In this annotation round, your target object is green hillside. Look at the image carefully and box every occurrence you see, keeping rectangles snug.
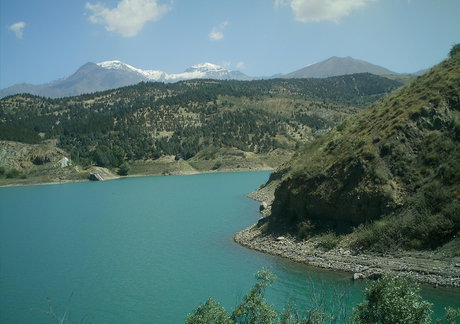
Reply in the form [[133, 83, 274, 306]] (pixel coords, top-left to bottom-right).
[[0, 74, 400, 178], [264, 45, 460, 253]]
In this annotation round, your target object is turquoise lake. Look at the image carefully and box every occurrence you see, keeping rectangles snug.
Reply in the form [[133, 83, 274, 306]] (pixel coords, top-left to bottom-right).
[[1, 171, 459, 323]]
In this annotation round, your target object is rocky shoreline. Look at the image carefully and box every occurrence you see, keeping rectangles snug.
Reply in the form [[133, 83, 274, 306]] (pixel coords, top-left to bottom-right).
[[238, 185, 460, 288], [234, 224, 460, 288]]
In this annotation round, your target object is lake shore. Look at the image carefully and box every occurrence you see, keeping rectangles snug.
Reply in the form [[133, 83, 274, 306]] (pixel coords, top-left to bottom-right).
[[0, 144, 285, 188], [234, 225, 460, 288], [237, 185, 460, 288], [0, 166, 272, 188]]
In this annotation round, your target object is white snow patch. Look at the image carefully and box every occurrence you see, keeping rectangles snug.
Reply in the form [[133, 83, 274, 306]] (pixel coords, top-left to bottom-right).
[[97, 60, 240, 82]]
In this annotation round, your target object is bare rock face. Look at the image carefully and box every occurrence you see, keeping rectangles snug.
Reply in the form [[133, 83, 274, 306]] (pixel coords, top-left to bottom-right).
[[0, 140, 67, 170], [270, 157, 396, 232]]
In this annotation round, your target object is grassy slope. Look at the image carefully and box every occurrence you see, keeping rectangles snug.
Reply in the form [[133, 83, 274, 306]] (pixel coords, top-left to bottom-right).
[[266, 50, 460, 253], [0, 140, 119, 186]]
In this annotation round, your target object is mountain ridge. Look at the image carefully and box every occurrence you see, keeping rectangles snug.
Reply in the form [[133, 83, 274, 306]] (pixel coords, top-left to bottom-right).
[[1, 56, 424, 99], [283, 56, 396, 78], [0, 61, 251, 98]]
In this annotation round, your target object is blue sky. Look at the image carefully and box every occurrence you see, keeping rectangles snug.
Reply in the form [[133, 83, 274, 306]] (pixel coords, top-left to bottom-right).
[[1, 0, 459, 88]]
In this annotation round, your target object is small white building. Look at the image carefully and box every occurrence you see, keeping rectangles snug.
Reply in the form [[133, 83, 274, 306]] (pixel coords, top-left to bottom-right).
[[58, 157, 72, 168]]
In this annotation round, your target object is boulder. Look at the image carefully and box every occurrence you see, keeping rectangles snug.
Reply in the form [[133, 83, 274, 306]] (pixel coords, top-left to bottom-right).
[[353, 272, 365, 280], [259, 201, 269, 211]]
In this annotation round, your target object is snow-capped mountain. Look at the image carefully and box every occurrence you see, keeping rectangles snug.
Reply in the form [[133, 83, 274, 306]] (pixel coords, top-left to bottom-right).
[[97, 60, 166, 80], [0, 60, 250, 98], [97, 60, 250, 82], [1, 57, 414, 99]]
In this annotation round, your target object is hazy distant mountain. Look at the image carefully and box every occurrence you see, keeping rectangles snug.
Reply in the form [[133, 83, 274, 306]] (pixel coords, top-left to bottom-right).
[[283, 56, 396, 78], [0, 57, 426, 98], [412, 68, 430, 76], [0, 63, 146, 99], [0, 61, 251, 98]]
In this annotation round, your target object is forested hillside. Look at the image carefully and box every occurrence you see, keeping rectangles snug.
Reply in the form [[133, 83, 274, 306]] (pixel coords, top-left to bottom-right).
[[0, 74, 400, 171]]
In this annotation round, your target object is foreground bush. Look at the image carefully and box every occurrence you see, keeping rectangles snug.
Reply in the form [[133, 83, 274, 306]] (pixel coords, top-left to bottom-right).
[[352, 275, 432, 324], [187, 271, 459, 324]]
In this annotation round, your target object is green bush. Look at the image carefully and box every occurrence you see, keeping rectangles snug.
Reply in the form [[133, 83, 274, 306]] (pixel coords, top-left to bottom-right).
[[6, 169, 21, 178], [187, 270, 460, 324], [186, 299, 233, 324], [232, 269, 278, 324], [316, 232, 340, 251], [442, 199, 460, 227], [423, 181, 451, 213], [351, 205, 457, 252], [351, 220, 403, 252], [352, 275, 432, 324], [408, 213, 454, 249], [438, 164, 459, 186], [297, 220, 315, 240], [449, 43, 460, 58], [372, 166, 387, 185], [212, 161, 222, 170], [187, 270, 277, 324], [118, 162, 130, 176]]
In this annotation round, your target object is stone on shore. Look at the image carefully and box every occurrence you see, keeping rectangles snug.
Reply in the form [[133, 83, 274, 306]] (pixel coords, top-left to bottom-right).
[[234, 225, 460, 288], [259, 201, 269, 211]]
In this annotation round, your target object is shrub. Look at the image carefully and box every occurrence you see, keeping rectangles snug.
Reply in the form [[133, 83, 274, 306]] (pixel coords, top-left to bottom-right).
[[31, 156, 50, 165], [372, 167, 387, 185], [212, 161, 222, 170], [186, 299, 233, 324], [316, 232, 340, 251], [352, 275, 432, 324], [436, 307, 460, 324], [423, 181, 451, 213], [297, 220, 315, 240], [408, 213, 454, 249], [188, 270, 459, 324], [442, 199, 460, 227], [232, 269, 278, 324], [118, 162, 130, 176], [449, 43, 460, 58], [6, 169, 21, 178]]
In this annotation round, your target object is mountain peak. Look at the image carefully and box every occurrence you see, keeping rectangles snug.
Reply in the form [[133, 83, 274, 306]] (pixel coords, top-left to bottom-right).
[[97, 60, 127, 68], [97, 60, 142, 73], [284, 56, 395, 79], [0, 60, 250, 98], [188, 62, 225, 72]]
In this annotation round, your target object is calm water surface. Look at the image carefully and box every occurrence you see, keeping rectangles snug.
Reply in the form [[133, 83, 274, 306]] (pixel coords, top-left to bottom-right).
[[1, 171, 459, 323]]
